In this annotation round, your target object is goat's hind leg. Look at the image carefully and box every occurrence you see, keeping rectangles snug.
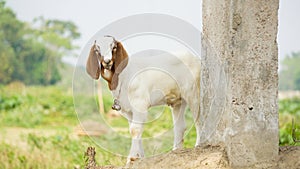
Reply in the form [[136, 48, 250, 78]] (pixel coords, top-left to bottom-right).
[[191, 101, 201, 147], [171, 100, 187, 150], [187, 95, 201, 147]]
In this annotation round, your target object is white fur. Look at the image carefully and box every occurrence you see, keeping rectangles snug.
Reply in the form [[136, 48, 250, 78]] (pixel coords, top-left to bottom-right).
[[111, 51, 201, 164], [99, 36, 115, 61]]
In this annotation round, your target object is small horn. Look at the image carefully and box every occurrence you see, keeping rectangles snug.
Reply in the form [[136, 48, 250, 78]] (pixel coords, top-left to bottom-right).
[[104, 35, 116, 42]]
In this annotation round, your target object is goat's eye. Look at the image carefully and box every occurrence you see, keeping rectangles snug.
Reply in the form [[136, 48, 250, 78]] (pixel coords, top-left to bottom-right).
[[112, 47, 117, 52]]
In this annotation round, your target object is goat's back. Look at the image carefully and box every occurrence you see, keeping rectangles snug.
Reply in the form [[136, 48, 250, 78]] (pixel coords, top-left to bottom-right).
[[116, 51, 200, 108]]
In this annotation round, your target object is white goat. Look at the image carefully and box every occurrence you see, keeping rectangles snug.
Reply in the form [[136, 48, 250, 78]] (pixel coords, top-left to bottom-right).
[[86, 36, 201, 165]]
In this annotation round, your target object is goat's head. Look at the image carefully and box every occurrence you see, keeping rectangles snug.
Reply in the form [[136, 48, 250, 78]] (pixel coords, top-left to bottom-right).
[[99, 35, 117, 70], [86, 36, 128, 84]]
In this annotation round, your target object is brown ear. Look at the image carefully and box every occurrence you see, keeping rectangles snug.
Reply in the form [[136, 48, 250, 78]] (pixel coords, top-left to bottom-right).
[[113, 42, 128, 74], [86, 44, 101, 79]]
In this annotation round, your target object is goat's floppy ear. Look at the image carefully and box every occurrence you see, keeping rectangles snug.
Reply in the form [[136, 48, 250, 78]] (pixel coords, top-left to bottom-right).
[[114, 41, 128, 74], [86, 43, 101, 79]]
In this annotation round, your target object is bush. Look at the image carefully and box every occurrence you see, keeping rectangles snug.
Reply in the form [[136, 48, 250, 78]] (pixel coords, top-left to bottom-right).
[[279, 97, 300, 146], [0, 85, 77, 128]]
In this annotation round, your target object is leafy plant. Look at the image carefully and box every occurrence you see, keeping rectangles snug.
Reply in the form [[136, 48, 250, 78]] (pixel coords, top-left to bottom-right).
[[0, 85, 77, 128], [0, 95, 22, 110], [279, 97, 300, 145]]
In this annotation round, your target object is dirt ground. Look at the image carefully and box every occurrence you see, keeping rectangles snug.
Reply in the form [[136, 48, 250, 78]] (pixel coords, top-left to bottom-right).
[[93, 145, 300, 169]]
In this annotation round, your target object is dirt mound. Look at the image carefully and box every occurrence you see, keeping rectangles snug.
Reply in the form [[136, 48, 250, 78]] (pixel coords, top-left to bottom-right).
[[132, 145, 229, 169], [89, 146, 300, 169], [278, 146, 300, 169]]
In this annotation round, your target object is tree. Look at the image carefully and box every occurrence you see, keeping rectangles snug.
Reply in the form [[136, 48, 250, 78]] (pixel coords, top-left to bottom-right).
[[0, 0, 80, 85], [0, 32, 15, 84], [0, 0, 21, 84], [30, 17, 80, 84], [279, 52, 300, 90]]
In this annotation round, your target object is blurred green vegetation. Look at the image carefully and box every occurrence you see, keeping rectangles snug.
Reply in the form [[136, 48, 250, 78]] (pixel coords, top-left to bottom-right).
[[279, 51, 300, 90], [279, 97, 300, 145], [0, 83, 76, 128], [0, 84, 124, 168], [0, 0, 80, 85], [0, 83, 299, 168]]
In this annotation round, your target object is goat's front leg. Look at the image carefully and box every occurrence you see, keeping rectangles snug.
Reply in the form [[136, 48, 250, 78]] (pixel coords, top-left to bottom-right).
[[172, 100, 187, 150], [126, 106, 148, 165]]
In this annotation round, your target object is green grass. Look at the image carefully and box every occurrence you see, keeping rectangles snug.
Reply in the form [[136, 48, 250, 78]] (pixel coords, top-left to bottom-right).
[[0, 83, 124, 168], [279, 97, 300, 146], [0, 83, 299, 168], [0, 133, 123, 169], [0, 85, 76, 128]]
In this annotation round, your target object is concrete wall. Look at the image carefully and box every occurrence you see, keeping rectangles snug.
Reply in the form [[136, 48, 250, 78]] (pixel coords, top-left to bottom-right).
[[201, 0, 279, 167]]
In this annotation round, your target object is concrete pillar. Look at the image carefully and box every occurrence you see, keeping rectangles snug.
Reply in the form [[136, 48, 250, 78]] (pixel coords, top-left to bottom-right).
[[201, 0, 279, 167]]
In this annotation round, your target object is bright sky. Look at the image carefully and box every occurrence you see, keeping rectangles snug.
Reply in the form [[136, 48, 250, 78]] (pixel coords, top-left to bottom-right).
[[5, 0, 300, 61]]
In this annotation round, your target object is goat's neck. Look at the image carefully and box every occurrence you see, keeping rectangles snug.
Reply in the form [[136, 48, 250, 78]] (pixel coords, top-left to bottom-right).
[[101, 58, 128, 91]]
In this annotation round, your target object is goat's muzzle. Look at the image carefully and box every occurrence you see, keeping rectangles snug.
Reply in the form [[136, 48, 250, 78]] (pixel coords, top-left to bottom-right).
[[102, 59, 113, 70]]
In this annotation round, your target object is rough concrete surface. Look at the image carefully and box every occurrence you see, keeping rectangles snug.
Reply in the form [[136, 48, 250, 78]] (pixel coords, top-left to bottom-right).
[[201, 0, 279, 167]]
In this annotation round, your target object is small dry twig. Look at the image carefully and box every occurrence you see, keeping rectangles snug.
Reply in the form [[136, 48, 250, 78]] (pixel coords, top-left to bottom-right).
[[85, 147, 97, 169]]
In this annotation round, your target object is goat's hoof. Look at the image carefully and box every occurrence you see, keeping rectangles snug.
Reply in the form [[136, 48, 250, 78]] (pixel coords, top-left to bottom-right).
[[125, 157, 140, 168], [128, 156, 140, 162]]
